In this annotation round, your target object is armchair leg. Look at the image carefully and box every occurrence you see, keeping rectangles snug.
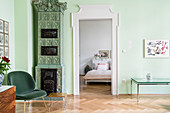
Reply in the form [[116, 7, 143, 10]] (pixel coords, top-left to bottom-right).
[[42, 97, 48, 112], [24, 100, 26, 113]]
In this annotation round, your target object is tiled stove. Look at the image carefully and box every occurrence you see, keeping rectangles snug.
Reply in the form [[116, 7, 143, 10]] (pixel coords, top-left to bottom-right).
[[33, 0, 67, 94]]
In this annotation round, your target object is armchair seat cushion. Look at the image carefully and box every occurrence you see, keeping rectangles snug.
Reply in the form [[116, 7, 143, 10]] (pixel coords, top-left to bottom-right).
[[16, 89, 47, 100]]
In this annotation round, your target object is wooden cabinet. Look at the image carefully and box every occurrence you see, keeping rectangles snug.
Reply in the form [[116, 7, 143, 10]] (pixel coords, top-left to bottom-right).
[[0, 86, 16, 113]]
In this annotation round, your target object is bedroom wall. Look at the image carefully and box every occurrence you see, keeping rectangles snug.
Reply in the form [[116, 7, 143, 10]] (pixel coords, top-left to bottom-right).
[[13, 0, 170, 94], [0, 0, 15, 84], [79, 20, 112, 75]]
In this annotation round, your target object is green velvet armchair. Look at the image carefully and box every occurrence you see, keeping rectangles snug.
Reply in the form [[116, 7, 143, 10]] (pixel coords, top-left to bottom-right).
[[7, 71, 47, 113]]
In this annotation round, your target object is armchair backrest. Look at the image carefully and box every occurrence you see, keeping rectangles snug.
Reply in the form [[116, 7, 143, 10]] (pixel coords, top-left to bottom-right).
[[8, 71, 35, 94]]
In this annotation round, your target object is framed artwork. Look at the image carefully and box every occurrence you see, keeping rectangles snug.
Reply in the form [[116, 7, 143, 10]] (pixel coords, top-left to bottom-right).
[[4, 22, 9, 34], [145, 40, 169, 58], [0, 20, 3, 33], [0, 19, 9, 58], [5, 47, 9, 57], [5, 35, 8, 46], [0, 33, 3, 45], [99, 50, 110, 58], [0, 47, 3, 57]]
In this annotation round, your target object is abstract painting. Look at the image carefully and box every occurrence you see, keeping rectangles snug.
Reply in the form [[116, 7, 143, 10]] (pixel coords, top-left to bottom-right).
[[145, 40, 169, 58]]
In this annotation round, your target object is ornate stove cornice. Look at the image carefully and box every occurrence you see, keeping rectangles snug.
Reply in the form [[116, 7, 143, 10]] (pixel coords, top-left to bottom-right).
[[33, 0, 67, 12]]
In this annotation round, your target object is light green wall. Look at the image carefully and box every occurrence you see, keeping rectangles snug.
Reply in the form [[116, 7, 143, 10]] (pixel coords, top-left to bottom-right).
[[14, 0, 170, 94], [14, 0, 28, 71], [0, 0, 15, 84]]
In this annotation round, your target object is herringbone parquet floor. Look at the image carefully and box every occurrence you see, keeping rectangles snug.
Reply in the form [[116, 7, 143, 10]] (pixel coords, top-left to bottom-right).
[[16, 79, 170, 113]]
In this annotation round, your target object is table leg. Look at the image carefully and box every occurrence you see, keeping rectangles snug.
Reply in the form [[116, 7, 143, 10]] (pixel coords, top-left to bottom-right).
[[52, 97, 54, 107], [49, 97, 50, 112], [49, 97, 53, 112], [131, 79, 132, 96], [49, 97, 51, 106], [137, 84, 139, 102], [64, 96, 67, 108]]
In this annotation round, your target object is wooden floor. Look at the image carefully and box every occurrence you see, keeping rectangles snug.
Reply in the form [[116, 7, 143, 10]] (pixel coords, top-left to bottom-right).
[[16, 79, 170, 113]]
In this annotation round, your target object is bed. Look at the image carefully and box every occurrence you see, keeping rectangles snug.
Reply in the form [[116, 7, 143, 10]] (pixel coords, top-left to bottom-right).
[[83, 70, 111, 84], [83, 58, 111, 84]]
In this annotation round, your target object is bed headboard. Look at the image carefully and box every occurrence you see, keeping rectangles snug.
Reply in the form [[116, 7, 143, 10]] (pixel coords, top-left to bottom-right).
[[92, 58, 111, 70]]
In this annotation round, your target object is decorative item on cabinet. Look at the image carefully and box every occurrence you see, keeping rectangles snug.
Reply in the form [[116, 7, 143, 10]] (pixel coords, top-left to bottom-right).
[[0, 56, 11, 86]]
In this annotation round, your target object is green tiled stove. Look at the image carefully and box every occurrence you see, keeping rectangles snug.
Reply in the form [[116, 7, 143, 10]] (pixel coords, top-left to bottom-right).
[[33, 0, 67, 94]]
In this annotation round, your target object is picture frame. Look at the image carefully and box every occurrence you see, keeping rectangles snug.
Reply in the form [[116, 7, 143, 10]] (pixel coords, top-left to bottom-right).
[[0, 47, 3, 57], [5, 47, 9, 57], [0, 19, 9, 57], [4, 21, 9, 34], [0, 20, 3, 33], [145, 40, 169, 58], [5, 35, 8, 46], [99, 50, 110, 59], [0, 33, 3, 45]]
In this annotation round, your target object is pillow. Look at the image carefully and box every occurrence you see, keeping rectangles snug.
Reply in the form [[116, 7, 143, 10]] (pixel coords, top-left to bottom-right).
[[97, 65, 107, 70], [98, 63, 109, 70], [97, 63, 109, 70]]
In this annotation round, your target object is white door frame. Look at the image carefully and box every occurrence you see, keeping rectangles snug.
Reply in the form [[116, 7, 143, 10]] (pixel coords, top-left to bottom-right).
[[72, 5, 119, 95]]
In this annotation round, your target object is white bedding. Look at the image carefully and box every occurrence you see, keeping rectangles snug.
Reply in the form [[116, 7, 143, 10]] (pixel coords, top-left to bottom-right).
[[83, 70, 111, 80]]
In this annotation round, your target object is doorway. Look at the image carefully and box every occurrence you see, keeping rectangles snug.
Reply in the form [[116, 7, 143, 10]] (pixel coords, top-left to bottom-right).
[[79, 19, 112, 93], [72, 5, 119, 95]]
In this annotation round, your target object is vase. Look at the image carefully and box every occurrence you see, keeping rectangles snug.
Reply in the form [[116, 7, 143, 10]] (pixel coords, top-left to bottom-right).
[[0, 73, 4, 87], [146, 73, 152, 80]]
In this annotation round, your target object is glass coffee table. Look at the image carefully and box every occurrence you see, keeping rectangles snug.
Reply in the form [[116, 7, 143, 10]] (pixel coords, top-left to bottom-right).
[[48, 93, 67, 108], [131, 78, 170, 102]]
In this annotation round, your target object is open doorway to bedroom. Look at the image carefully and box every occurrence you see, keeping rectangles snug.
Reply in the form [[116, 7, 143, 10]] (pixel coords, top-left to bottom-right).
[[79, 19, 112, 95], [72, 5, 118, 95]]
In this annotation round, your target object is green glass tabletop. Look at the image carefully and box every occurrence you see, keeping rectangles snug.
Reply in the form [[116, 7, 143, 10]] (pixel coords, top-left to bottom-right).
[[131, 78, 170, 84]]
